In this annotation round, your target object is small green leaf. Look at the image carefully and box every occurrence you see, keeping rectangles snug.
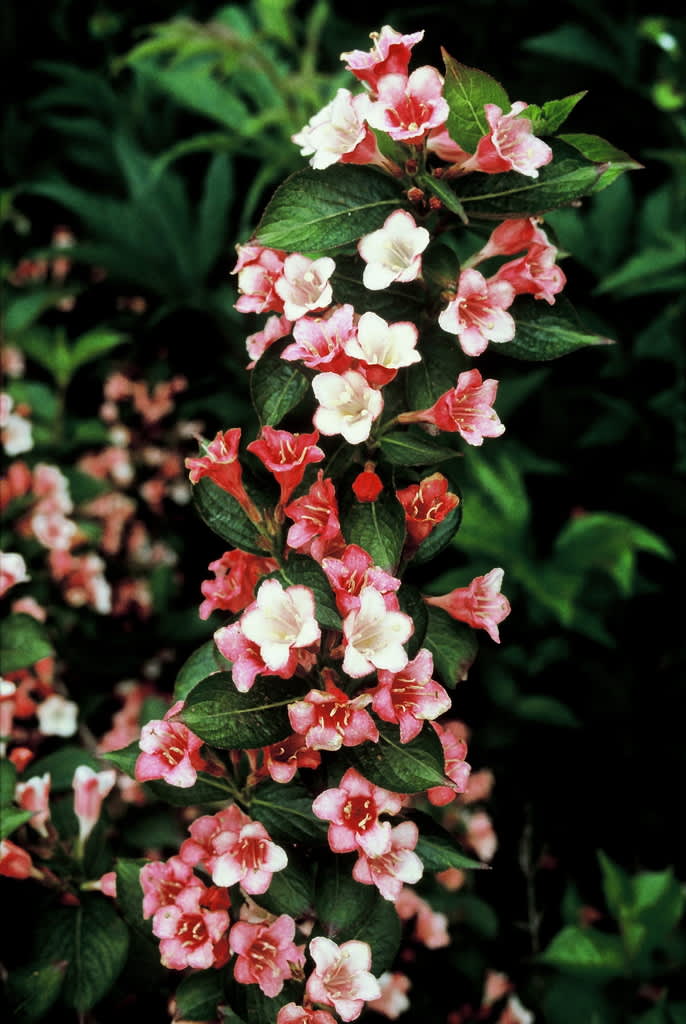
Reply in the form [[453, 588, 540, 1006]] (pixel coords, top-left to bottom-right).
[[6, 960, 67, 1022], [0, 807, 34, 839], [69, 329, 127, 374], [539, 925, 626, 978], [412, 493, 463, 566], [523, 92, 587, 134], [175, 639, 232, 701], [277, 555, 341, 630], [22, 746, 101, 790], [0, 614, 54, 672], [340, 489, 406, 572], [397, 584, 428, 659], [175, 970, 226, 1023], [416, 172, 468, 222], [193, 477, 269, 557], [558, 133, 642, 192], [250, 780, 327, 843], [515, 696, 580, 728], [442, 50, 510, 152], [115, 858, 154, 941], [411, 812, 488, 871], [229, 979, 303, 1024], [181, 673, 308, 749], [251, 346, 309, 427], [423, 606, 478, 687], [506, 296, 614, 361], [379, 430, 458, 466], [344, 721, 449, 793], [34, 896, 129, 1012], [255, 165, 406, 251], [0, 759, 17, 803]]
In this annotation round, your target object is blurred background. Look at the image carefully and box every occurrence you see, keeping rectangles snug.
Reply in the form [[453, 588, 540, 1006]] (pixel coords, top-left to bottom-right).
[[1, 0, 684, 1020]]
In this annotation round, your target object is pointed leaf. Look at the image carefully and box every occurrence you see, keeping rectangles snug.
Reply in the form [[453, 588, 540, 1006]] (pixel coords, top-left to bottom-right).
[[250, 780, 327, 843], [256, 851, 315, 918], [523, 92, 587, 134], [379, 430, 458, 466], [344, 721, 448, 793], [340, 489, 406, 573], [175, 639, 232, 701], [175, 970, 226, 1023], [0, 614, 54, 672], [193, 477, 270, 556], [411, 812, 488, 871], [506, 296, 615, 361], [424, 606, 478, 688], [442, 50, 510, 152], [539, 926, 626, 978], [251, 346, 309, 427], [412, 496, 463, 566], [6, 961, 67, 1023]]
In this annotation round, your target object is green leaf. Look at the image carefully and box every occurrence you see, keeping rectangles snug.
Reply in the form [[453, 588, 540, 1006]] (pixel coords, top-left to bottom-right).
[[558, 133, 642, 191], [411, 812, 488, 871], [251, 346, 309, 427], [397, 584, 428, 659], [175, 970, 226, 1023], [416, 172, 468, 222], [256, 851, 315, 918], [277, 555, 341, 630], [506, 296, 615, 361], [523, 92, 587, 134], [454, 141, 605, 217], [181, 673, 307, 749], [405, 338, 468, 410], [412, 493, 463, 566], [523, 25, 622, 75], [0, 759, 17, 804], [344, 721, 449, 793], [539, 925, 626, 978], [193, 477, 269, 557], [0, 807, 34, 839], [379, 430, 458, 466], [0, 614, 54, 672], [196, 153, 233, 276], [115, 858, 154, 941], [34, 895, 129, 1012], [6, 961, 67, 1022], [250, 780, 327, 843], [21, 746, 100, 790], [229, 979, 303, 1024], [340, 489, 406, 572], [175, 639, 232, 701], [315, 853, 401, 974], [255, 165, 405, 251], [69, 329, 127, 374], [515, 696, 580, 728], [441, 50, 510, 152], [424, 606, 478, 687], [623, 867, 686, 956]]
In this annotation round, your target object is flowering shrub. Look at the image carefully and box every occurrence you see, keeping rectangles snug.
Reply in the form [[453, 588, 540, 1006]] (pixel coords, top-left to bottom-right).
[[2, 18, 681, 1024]]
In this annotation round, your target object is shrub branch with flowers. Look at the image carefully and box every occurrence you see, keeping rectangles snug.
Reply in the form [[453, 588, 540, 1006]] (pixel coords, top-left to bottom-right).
[[1, 23, 641, 1024]]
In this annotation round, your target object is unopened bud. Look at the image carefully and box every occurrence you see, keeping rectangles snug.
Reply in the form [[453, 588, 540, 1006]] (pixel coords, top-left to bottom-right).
[[405, 159, 418, 175], [407, 187, 424, 203], [429, 196, 443, 210]]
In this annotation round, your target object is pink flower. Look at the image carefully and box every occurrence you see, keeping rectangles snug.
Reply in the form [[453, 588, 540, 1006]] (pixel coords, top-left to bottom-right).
[[322, 544, 400, 618], [140, 856, 204, 918], [153, 885, 230, 970], [288, 678, 379, 751], [15, 773, 51, 837], [211, 820, 288, 894], [282, 304, 355, 374], [312, 370, 384, 445], [230, 914, 305, 998], [426, 722, 472, 806], [199, 549, 277, 619], [185, 428, 257, 517], [367, 68, 449, 144], [352, 821, 423, 901], [371, 648, 451, 743], [465, 809, 498, 862], [0, 552, 30, 597], [275, 254, 336, 321], [494, 243, 567, 305], [472, 217, 551, 262], [284, 472, 344, 563], [179, 804, 246, 870], [277, 1005, 337, 1024], [401, 369, 505, 446], [72, 765, 116, 843], [247, 427, 325, 506], [342, 586, 413, 678], [438, 268, 515, 357], [424, 567, 511, 642], [396, 473, 460, 546], [367, 972, 411, 1019], [312, 766, 403, 857], [214, 620, 299, 692], [395, 888, 450, 948], [233, 244, 287, 315], [240, 579, 321, 673], [292, 89, 382, 170], [259, 733, 322, 784], [358, 211, 430, 290], [341, 25, 424, 89], [246, 313, 293, 364], [0, 839, 34, 879], [306, 936, 381, 1021], [135, 701, 208, 788], [465, 102, 553, 178], [343, 311, 420, 387]]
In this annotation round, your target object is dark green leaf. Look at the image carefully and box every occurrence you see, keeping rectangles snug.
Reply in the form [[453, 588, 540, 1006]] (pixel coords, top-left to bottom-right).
[[196, 153, 233, 276], [175, 970, 226, 1023], [515, 696, 580, 727], [344, 721, 448, 793], [24, 746, 101, 790], [34, 896, 129, 1012], [405, 338, 468, 410], [175, 639, 232, 701], [256, 852, 315, 918], [193, 477, 269, 557], [0, 759, 17, 804], [115, 858, 154, 942], [397, 584, 428, 659], [523, 92, 587, 134], [6, 961, 67, 1022], [424, 606, 478, 687], [442, 50, 510, 152], [416, 172, 468, 222], [411, 488, 463, 567], [379, 430, 458, 466], [0, 807, 34, 839], [506, 296, 615, 361], [181, 673, 308, 749], [340, 489, 406, 573], [558, 133, 642, 191], [411, 812, 487, 871], [250, 780, 327, 844], [598, 851, 632, 921], [229, 979, 302, 1024], [277, 556, 341, 630], [0, 614, 54, 672], [539, 925, 626, 978], [255, 165, 405, 251], [69, 329, 127, 374], [315, 853, 401, 974], [251, 347, 309, 427]]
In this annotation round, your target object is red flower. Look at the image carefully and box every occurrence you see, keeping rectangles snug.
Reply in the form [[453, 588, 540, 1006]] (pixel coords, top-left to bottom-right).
[[247, 427, 325, 506], [396, 473, 460, 546]]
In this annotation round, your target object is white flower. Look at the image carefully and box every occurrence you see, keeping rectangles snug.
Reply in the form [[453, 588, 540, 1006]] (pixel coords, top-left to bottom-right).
[[342, 586, 413, 678], [241, 579, 321, 671], [344, 312, 421, 371], [358, 210, 430, 290], [0, 395, 33, 456], [37, 695, 78, 737], [0, 552, 30, 598], [274, 254, 335, 321], [312, 370, 384, 445], [293, 89, 372, 170]]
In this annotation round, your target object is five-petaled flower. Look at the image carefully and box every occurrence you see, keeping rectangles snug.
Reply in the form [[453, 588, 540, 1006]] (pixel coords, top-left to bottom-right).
[[358, 210, 430, 291], [230, 914, 305, 998], [135, 700, 208, 788], [312, 766, 404, 857], [438, 268, 515, 357], [240, 579, 321, 673], [306, 936, 382, 1021], [424, 567, 511, 642]]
